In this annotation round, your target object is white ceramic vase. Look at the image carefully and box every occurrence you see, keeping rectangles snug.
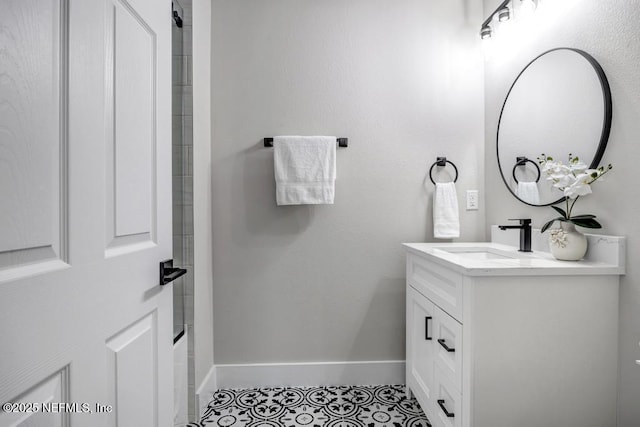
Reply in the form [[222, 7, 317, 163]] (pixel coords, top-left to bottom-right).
[[548, 222, 587, 261]]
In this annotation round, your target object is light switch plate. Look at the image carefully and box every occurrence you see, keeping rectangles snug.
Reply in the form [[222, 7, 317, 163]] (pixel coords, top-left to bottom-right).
[[466, 190, 479, 210]]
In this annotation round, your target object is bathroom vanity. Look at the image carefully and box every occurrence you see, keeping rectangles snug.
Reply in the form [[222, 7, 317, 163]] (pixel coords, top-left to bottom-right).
[[404, 240, 624, 427]]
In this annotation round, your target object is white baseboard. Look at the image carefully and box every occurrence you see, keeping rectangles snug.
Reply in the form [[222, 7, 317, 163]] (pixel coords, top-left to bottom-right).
[[215, 360, 406, 390], [194, 360, 406, 418], [195, 364, 217, 419]]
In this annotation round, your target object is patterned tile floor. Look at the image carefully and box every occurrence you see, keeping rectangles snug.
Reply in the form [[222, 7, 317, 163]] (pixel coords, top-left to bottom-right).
[[179, 384, 431, 427]]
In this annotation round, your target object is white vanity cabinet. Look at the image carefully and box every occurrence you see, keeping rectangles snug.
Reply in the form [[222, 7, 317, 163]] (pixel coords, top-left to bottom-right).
[[404, 242, 624, 427]]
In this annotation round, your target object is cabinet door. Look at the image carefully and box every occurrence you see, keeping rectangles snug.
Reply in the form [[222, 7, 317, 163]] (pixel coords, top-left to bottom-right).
[[433, 306, 463, 392], [407, 286, 437, 419], [432, 366, 462, 427]]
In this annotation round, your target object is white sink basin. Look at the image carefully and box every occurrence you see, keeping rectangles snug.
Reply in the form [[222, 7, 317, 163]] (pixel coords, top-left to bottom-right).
[[438, 247, 522, 260]]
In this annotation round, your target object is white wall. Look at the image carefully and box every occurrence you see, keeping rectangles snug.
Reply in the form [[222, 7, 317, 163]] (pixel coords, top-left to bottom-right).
[[210, 0, 484, 365], [192, 0, 214, 402], [482, 0, 640, 424]]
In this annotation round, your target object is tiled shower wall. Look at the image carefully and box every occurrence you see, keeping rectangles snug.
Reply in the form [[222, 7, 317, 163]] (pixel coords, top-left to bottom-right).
[[172, 0, 195, 421]]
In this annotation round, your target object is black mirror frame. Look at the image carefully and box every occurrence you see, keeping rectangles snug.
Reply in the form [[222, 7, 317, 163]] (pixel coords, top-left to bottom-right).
[[496, 47, 613, 207]]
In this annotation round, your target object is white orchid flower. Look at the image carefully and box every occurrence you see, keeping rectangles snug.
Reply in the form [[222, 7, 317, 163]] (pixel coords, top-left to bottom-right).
[[569, 160, 588, 173], [563, 173, 593, 199], [538, 153, 611, 198], [546, 162, 570, 175], [538, 154, 612, 234], [550, 173, 574, 188], [541, 160, 557, 172]]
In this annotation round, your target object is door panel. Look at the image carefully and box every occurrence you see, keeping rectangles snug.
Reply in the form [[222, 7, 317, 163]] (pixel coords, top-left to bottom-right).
[[0, 0, 67, 274], [106, 0, 156, 247], [106, 312, 158, 426], [0, 367, 69, 427]]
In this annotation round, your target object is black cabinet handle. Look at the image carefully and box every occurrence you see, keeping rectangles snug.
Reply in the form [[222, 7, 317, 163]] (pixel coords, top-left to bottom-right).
[[437, 399, 455, 418], [425, 316, 432, 340], [437, 338, 455, 352]]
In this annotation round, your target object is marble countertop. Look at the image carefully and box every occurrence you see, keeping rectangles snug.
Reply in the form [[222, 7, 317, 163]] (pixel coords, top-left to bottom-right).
[[403, 241, 625, 276]]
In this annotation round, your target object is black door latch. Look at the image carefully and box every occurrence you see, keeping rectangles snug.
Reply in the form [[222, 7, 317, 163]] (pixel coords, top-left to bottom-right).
[[160, 259, 187, 285]]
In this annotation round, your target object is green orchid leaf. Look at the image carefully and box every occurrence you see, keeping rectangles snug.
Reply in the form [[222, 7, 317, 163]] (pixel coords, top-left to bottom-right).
[[570, 218, 602, 229], [569, 214, 597, 219], [541, 217, 565, 233], [551, 205, 567, 218]]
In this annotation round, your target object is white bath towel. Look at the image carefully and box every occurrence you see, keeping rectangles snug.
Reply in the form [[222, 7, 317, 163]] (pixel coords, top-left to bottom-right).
[[516, 181, 540, 205], [274, 136, 336, 205], [433, 182, 460, 239]]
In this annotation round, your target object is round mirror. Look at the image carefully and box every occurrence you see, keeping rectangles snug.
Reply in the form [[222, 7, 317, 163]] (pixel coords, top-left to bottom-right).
[[496, 48, 612, 206]]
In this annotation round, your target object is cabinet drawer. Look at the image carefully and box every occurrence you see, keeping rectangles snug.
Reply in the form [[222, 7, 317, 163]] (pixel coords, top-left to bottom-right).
[[407, 253, 463, 322], [434, 306, 463, 392], [432, 366, 462, 427]]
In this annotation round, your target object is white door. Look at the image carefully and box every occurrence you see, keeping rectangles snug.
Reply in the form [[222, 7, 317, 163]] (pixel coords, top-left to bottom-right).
[[0, 0, 173, 425]]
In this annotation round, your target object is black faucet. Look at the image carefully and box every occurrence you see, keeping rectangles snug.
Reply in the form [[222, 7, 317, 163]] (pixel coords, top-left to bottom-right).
[[498, 219, 532, 252]]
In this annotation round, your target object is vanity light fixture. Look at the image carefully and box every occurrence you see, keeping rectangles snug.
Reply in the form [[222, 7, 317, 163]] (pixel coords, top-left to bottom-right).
[[497, 6, 511, 22], [480, 0, 537, 39], [480, 0, 509, 39]]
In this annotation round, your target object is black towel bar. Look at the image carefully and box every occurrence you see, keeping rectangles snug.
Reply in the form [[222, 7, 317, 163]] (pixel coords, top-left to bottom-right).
[[429, 157, 458, 184], [264, 137, 348, 148], [512, 156, 541, 183]]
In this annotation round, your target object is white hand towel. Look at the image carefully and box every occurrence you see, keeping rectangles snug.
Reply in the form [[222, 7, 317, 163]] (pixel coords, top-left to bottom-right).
[[433, 182, 460, 239], [274, 136, 336, 205], [516, 181, 540, 205]]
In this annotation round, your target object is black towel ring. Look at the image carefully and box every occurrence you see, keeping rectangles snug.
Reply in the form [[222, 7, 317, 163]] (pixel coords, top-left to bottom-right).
[[512, 157, 541, 183], [429, 157, 458, 185]]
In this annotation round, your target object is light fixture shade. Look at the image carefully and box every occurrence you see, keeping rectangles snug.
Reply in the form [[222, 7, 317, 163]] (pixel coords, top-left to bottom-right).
[[497, 7, 511, 22], [480, 26, 492, 39]]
